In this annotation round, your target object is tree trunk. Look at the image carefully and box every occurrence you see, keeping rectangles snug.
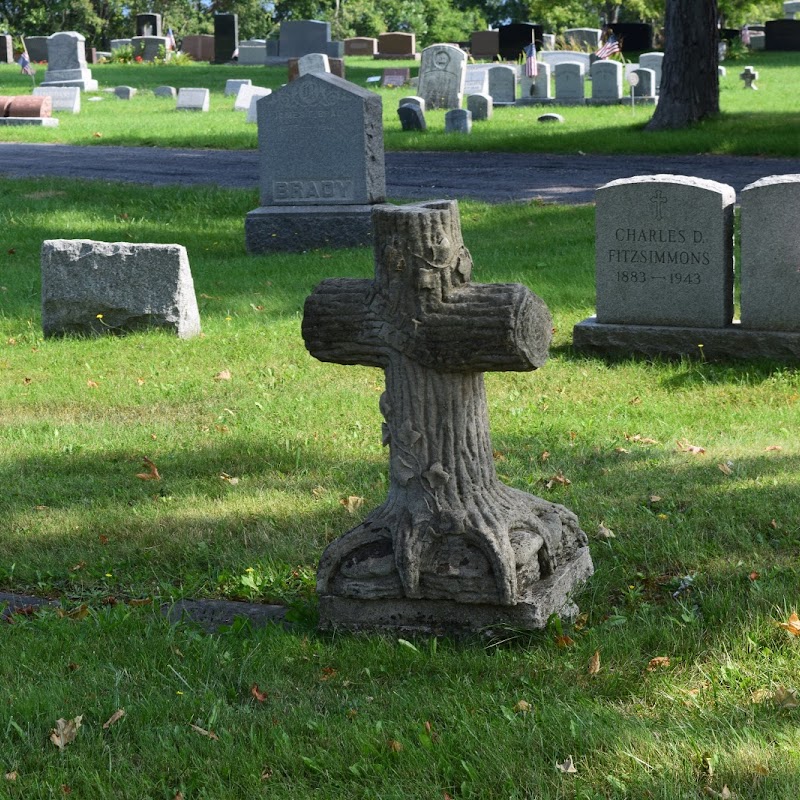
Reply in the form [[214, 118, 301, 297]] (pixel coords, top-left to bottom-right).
[[646, 0, 719, 131]]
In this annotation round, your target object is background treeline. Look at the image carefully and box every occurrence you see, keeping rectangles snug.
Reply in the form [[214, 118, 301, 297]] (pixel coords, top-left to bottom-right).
[[0, 0, 784, 51]]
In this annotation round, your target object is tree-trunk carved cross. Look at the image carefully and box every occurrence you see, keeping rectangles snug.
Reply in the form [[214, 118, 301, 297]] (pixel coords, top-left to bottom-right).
[[303, 201, 592, 629]]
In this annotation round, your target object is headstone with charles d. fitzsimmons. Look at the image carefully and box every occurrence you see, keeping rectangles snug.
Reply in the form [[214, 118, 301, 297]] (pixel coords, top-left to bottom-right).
[[594, 175, 736, 328]]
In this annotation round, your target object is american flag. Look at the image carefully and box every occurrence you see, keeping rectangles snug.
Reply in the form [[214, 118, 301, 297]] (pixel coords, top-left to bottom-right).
[[741, 25, 751, 46], [166, 28, 177, 51], [524, 42, 537, 78], [17, 50, 35, 76], [594, 34, 621, 59]]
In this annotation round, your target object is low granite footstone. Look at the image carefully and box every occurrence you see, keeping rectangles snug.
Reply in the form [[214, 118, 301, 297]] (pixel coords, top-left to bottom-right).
[[176, 88, 210, 111], [538, 113, 563, 123], [33, 86, 80, 113], [398, 104, 426, 131], [417, 43, 466, 110], [245, 72, 390, 252], [245, 88, 272, 123], [740, 175, 800, 331], [381, 68, 410, 87], [154, 85, 177, 99], [41, 240, 201, 339], [303, 200, 592, 634], [114, 86, 137, 100], [445, 108, 471, 133], [467, 93, 492, 120], [7, 96, 52, 117], [594, 175, 735, 327], [235, 84, 270, 112], [398, 95, 425, 112]]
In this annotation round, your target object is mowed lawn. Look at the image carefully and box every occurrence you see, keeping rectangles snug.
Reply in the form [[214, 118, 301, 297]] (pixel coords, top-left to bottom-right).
[[0, 51, 797, 155], [1, 51, 800, 797]]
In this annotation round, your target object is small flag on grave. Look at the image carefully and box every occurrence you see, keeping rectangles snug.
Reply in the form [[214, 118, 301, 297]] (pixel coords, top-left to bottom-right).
[[523, 42, 537, 78], [594, 34, 620, 60]]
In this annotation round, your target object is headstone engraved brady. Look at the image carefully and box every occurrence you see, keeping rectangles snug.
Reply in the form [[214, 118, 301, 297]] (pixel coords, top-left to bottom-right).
[[397, 103, 426, 131], [464, 64, 489, 95], [245, 73, 390, 252], [487, 64, 516, 105], [213, 13, 238, 63], [590, 59, 623, 104], [565, 28, 603, 50], [594, 175, 735, 327], [740, 175, 800, 330], [225, 78, 251, 97], [245, 88, 273, 123], [238, 40, 267, 65], [0, 35, 13, 63], [42, 32, 98, 91], [381, 68, 410, 87], [136, 13, 162, 37], [417, 44, 467, 110], [176, 88, 210, 112], [181, 34, 214, 62], [445, 107, 472, 133], [376, 32, 418, 60], [344, 37, 378, 56], [23, 36, 48, 63], [33, 86, 81, 113], [554, 62, 585, 103], [740, 65, 759, 88], [519, 62, 552, 101], [303, 200, 592, 633], [41, 240, 201, 339], [498, 23, 542, 60], [467, 92, 492, 120], [470, 30, 499, 60], [639, 52, 664, 92]]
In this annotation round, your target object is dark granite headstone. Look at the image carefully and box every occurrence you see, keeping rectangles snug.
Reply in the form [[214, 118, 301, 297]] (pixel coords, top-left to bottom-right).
[[607, 22, 654, 52], [765, 19, 800, 50], [498, 23, 543, 60], [213, 13, 238, 63], [136, 13, 162, 37], [181, 34, 214, 62], [0, 35, 13, 63], [279, 20, 331, 58], [398, 103, 426, 130], [24, 36, 49, 62]]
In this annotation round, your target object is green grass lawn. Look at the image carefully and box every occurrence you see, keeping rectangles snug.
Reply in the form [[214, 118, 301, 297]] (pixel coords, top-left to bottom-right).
[[0, 52, 799, 156], [2, 177, 800, 797]]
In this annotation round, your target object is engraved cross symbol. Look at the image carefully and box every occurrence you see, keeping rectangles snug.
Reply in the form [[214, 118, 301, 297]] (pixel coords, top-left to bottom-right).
[[650, 190, 667, 221]]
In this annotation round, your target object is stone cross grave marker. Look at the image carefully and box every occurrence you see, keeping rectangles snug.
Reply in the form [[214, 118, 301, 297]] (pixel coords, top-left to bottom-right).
[[594, 175, 735, 327], [740, 65, 759, 88], [417, 44, 467, 110], [303, 200, 592, 633]]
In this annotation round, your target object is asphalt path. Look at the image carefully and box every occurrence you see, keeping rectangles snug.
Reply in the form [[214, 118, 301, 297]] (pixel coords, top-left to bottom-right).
[[1, 142, 799, 204]]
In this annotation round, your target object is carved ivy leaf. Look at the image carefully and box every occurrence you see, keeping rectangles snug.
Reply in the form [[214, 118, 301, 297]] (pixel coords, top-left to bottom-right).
[[396, 420, 421, 448], [395, 457, 416, 486], [423, 462, 450, 489]]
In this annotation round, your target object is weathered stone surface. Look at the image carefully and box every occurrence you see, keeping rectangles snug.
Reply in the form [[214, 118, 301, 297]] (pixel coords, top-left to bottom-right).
[[225, 78, 251, 97], [554, 62, 585, 102], [237, 39, 267, 65], [41, 239, 201, 338], [42, 32, 98, 91], [33, 86, 80, 113], [344, 37, 378, 56], [740, 174, 800, 330], [487, 64, 516, 105], [153, 85, 177, 98], [245, 88, 272, 122], [397, 103, 426, 131], [464, 64, 489, 95], [467, 93, 492, 120], [235, 84, 270, 112], [163, 599, 288, 631], [519, 62, 552, 101], [304, 200, 592, 632], [417, 43, 467, 110], [398, 95, 425, 112], [540, 50, 591, 71], [595, 174, 735, 328], [176, 87, 209, 111], [590, 59, 623, 103], [298, 52, 330, 75], [113, 85, 137, 100], [445, 107, 472, 133], [376, 32, 417, 59], [639, 52, 664, 91], [573, 317, 800, 361]]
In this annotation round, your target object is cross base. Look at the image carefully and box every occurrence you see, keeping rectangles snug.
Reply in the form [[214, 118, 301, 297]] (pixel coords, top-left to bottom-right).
[[245, 204, 393, 253], [317, 546, 593, 635]]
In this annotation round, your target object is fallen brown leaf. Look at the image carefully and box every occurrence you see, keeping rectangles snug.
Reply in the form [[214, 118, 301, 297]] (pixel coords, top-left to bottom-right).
[[136, 456, 161, 481], [50, 717, 82, 749], [614, 446, 630, 454], [773, 685, 800, 709], [213, 369, 232, 381], [189, 723, 219, 741], [778, 612, 800, 636], [554, 634, 574, 648], [220, 472, 240, 485], [647, 656, 670, 671], [545, 470, 571, 490], [676, 438, 706, 454], [388, 739, 403, 752], [588, 650, 601, 676], [555, 755, 578, 774], [765, 445, 782, 451], [704, 785, 733, 799], [340, 495, 365, 514], [597, 523, 615, 540], [251, 683, 268, 702], [624, 433, 659, 444], [540, 450, 550, 461], [99, 534, 109, 545], [4, 772, 17, 781], [749, 571, 760, 581], [86, 379, 99, 389], [57, 604, 89, 621], [102, 709, 125, 729], [513, 700, 532, 713]]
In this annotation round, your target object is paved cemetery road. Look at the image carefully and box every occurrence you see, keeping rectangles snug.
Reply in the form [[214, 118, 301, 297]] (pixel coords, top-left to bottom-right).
[[1, 142, 799, 204]]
